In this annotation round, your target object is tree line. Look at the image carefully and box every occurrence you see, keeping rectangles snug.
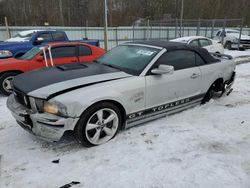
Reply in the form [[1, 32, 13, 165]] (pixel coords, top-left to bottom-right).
[[0, 0, 249, 27]]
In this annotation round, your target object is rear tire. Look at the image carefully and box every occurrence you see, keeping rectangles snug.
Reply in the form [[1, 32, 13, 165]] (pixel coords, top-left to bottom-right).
[[201, 86, 215, 104], [201, 80, 225, 104], [0, 72, 19, 96], [74, 102, 122, 147]]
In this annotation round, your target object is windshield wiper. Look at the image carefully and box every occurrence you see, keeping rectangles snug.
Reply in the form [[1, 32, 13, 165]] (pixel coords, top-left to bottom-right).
[[94, 60, 124, 72], [101, 63, 123, 71]]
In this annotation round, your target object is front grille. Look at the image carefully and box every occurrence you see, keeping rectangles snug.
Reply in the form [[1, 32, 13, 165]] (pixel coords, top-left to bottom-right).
[[240, 40, 250, 44], [13, 89, 31, 109]]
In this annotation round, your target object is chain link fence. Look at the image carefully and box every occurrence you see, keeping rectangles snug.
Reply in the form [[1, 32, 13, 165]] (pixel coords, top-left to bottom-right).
[[0, 18, 249, 49], [141, 18, 245, 38]]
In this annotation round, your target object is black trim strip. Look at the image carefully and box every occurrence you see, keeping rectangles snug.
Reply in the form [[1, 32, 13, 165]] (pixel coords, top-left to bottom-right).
[[126, 93, 205, 122], [127, 100, 201, 124], [47, 76, 131, 100]]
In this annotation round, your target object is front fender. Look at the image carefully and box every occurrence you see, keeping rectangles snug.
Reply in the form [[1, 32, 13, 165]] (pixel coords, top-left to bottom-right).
[[52, 89, 127, 118], [13, 51, 27, 58], [51, 77, 145, 118], [0, 42, 33, 57]]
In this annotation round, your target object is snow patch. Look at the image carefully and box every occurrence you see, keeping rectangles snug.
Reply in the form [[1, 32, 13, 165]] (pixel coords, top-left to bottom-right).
[[1, 61, 250, 187]]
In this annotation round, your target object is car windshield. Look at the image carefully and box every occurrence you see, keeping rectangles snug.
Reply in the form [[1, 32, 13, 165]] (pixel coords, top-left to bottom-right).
[[96, 45, 160, 75], [17, 47, 42, 60]]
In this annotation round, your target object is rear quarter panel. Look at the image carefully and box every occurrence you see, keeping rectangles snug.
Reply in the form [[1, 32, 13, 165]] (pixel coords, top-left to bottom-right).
[[78, 45, 105, 62], [90, 45, 105, 59], [198, 59, 236, 93]]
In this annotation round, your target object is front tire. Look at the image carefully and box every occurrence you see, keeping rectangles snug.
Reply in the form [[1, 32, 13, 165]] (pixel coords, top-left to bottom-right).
[[74, 102, 122, 147], [224, 41, 232, 50], [0, 72, 19, 96]]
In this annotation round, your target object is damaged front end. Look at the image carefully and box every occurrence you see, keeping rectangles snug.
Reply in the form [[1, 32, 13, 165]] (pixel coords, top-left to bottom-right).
[[7, 93, 79, 141]]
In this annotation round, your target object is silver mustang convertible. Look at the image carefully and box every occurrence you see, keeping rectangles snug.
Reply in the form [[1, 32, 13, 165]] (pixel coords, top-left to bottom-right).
[[7, 41, 236, 147]]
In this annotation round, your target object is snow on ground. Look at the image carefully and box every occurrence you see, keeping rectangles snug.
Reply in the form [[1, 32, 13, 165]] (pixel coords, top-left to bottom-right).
[[1, 55, 250, 188], [225, 49, 250, 58], [225, 49, 250, 64]]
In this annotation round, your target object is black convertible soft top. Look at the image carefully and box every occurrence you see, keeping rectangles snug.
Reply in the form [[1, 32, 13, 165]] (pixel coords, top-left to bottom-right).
[[129, 40, 220, 63]]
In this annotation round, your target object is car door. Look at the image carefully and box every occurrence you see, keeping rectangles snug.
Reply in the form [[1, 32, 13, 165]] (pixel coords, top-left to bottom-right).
[[34, 33, 53, 45], [145, 50, 203, 109], [78, 44, 95, 62], [199, 38, 213, 52], [29, 52, 48, 70], [48, 46, 78, 65], [21, 47, 47, 71], [189, 39, 200, 47]]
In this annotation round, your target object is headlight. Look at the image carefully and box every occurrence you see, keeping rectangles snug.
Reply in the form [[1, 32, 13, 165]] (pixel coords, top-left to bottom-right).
[[42, 101, 68, 116], [0, 50, 13, 58], [34, 98, 68, 116], [43, 101, 59, 115]]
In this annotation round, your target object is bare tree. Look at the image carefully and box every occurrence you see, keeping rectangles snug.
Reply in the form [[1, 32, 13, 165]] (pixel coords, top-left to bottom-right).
[[0, 0, 249, 26]]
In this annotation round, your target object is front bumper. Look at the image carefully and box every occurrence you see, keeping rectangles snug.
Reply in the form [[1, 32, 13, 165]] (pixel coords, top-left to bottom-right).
[[231, 43, 250, 49], [7, 94, 79, 142]]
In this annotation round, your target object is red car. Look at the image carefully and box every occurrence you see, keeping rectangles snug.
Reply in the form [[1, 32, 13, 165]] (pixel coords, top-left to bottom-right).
[[0, 42, 105, 95]]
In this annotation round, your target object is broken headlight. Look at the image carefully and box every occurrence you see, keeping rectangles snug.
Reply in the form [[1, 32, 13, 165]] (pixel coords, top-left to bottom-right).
[[35, 99, 68, 116]]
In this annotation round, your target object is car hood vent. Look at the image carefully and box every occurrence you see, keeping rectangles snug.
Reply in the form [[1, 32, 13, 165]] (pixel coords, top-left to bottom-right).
[[56, 63, 87, 71]]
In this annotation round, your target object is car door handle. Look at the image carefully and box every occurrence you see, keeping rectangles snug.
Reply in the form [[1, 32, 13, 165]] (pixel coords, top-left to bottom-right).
[[190, 73, 200, 79]]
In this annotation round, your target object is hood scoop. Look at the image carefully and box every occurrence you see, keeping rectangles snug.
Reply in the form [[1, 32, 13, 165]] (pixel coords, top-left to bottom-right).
[[56, 63, 87, 71]]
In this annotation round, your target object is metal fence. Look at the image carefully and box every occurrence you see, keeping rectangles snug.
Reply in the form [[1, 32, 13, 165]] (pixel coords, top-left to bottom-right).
[[1, 19, 250, 49]]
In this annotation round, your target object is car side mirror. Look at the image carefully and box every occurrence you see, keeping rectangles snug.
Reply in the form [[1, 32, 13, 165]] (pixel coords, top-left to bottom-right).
[[14, 52, 25, 58], [151, 65, 174, 75], [34, 37, 44, 45], [35, 55, 43, 62]]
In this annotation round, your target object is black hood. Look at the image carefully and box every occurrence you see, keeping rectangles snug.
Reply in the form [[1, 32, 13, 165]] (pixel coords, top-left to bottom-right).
[[13, 62, 129, 98]]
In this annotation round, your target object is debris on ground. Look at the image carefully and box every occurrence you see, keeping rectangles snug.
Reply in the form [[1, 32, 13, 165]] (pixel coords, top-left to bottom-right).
[[59, 181, 80, 188]]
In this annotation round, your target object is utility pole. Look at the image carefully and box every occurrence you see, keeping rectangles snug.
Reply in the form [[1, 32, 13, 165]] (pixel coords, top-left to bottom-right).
[[4, 16, 11, 39], [180, 0, 184, 37], [59, 0, 64, 26], [104, 0, 108, 50]]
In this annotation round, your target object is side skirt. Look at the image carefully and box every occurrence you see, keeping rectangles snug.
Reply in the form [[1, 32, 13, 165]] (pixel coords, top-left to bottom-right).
[[125, 97, 203, 129]]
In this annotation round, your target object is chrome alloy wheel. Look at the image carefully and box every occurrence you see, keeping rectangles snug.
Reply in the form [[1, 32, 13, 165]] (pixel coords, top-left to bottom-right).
[[2, 76, 14, 93], [85, 108, 119, 145]]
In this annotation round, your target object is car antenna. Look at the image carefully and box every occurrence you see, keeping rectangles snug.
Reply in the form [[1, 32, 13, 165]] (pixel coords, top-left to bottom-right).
[[48, 45, 54, 66], [42, 47, 49, 67]]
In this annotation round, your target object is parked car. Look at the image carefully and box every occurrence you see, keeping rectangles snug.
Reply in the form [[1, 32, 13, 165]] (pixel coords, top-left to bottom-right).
[[0, 42, 105, 95], [7, 41, 236, 147], [0, 30, 100, 59], [214, 29, 250, 50], [170, 36, 224, 54]]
